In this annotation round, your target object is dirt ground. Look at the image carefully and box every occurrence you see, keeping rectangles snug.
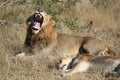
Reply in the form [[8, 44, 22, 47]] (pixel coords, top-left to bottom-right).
[[0, 0, 120, 80]]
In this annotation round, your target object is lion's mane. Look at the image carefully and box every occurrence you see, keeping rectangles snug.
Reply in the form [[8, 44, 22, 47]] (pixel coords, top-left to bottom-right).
[[24, 15, 57, 52]]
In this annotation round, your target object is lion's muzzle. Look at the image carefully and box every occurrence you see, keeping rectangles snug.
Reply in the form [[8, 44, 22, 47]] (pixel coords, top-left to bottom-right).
[[32, 12, 44, 34]]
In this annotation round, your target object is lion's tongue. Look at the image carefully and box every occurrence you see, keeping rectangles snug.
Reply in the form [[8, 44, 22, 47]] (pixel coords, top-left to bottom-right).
[[33, 22, 41, 29]]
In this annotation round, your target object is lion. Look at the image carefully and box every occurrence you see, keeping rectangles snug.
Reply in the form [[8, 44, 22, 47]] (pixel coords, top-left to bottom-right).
[[18, 10, 110, 59], [58, 54, 120, 76]]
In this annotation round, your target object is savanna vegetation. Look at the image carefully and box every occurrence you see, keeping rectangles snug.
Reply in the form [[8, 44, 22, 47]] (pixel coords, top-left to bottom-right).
[[0, 0, 120, 80]]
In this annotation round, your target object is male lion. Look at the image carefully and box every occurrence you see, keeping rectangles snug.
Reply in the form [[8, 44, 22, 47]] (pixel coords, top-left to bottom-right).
[[20, 10, 110, 58], [58, 54, 120, 76]]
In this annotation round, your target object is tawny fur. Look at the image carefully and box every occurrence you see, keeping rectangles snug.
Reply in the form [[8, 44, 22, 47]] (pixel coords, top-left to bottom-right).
[[22, 10, 110, 58], [58, 54, 120, 76]]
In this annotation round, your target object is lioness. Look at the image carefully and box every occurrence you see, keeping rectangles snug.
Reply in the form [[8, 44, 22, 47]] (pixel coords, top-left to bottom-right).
[[58, 54, 120, 76], [18, 10, 110, 59]]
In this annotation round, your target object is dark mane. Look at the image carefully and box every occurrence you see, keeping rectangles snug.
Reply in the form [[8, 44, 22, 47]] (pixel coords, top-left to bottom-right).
[[24, 15, 57, 49]]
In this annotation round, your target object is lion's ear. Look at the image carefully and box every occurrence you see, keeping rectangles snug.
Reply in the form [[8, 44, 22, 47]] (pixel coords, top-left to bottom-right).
[[49, 15, 52, 19], [52, 20, 55, 26], [26, 15, 34, 26], [26, 22, 31, 26], [49, 15, 55, 26]]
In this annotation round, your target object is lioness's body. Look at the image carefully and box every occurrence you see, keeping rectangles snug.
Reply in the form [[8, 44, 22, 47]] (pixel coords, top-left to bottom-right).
[[58, 54, 120, 76]]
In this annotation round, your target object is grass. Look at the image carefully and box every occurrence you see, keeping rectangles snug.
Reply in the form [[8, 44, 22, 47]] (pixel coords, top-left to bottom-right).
[[65, 18, 85, 32], [0, 0, 120, 80], [97, 0, 108, 7], [8, 10, 22, 23]]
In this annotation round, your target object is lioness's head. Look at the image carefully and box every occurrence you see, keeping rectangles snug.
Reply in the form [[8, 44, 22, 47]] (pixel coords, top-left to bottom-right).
[[58, 57, 72, 70], [26, 10, 55, 34]]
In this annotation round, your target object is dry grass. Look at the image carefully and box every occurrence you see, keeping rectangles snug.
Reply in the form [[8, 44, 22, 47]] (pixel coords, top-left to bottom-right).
[[0, 0, 120, 80]]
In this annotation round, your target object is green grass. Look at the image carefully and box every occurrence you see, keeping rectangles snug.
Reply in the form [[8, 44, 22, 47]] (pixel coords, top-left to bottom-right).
[[65, 18, 85, 32], [8, 10, 22, 23], [92, 0, 109, 8]]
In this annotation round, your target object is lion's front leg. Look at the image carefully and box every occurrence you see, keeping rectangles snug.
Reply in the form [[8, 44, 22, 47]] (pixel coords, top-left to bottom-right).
[[16, 52, 26, 57]]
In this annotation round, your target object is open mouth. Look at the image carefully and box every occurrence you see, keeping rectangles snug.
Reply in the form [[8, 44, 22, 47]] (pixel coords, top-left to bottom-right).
[[32, 27, 39, 30], [32, 13, 43, 32]]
